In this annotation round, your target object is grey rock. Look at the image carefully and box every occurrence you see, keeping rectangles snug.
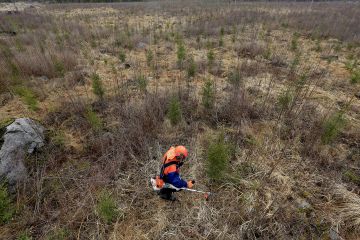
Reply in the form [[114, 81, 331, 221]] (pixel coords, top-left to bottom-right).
[[137, 42, 147, 49], [38, 76, 49, 82], [101, 132, 114, 146], [329, 227, 342, 240], [295, 198, 312, 211], [0, 118, 45, 185]]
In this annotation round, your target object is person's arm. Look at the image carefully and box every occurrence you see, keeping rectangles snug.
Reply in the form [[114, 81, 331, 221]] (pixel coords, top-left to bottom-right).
[[166, 171, 188, 188], [165, 165, 188, 188]]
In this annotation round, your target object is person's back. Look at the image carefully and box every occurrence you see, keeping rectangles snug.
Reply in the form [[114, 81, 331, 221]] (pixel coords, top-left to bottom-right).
[[158, 145, 194, 201]]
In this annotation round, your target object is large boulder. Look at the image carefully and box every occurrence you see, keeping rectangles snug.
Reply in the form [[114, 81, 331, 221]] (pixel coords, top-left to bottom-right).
[[0, 118, 45, 185]]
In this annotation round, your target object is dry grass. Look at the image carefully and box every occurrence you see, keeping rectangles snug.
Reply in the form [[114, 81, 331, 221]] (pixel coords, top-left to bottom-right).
[[0, 1, 359, 239], [334, 185, 360, 233]]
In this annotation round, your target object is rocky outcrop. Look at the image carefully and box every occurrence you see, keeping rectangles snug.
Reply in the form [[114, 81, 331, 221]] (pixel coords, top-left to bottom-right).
[[0, 118, 45, 185]]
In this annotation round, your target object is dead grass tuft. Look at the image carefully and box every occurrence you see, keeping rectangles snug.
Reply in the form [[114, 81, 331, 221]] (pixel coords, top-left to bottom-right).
[[334, 185, 360, 232], [235, 41, 266, 59]]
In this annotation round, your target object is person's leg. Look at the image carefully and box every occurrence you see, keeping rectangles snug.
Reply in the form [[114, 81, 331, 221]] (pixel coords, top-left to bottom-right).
[[159, 188, 176, 201]]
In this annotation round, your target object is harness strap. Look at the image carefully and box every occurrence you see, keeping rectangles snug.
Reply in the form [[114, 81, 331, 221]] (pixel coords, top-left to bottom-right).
[[159, 161, 178, 179]]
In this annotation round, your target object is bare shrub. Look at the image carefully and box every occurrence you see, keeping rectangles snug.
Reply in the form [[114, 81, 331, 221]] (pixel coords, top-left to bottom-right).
[[235, 41, 265, 59], [0, 63, 9, 94], [270, 54, 288, 68], [63, 69, 89, 87], [80, 94, 167, 171], [217, 85, 257, 124], [45, 100, 83, 127], [3, 2, 360, 239], [194, 57, 208, 74], [237, 60, 264, 78], [281, 102, 322, 144], [208, 59, 224, 77], [0, 12, 82, 86], [13, 47, 53, 77], [286, 3, 360, 43], [13, 46, 77, 78], [182, 2, 360, 43]]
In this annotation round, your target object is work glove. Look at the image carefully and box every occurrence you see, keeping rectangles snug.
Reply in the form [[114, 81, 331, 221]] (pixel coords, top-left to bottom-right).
[[187, 180, 195, 188]]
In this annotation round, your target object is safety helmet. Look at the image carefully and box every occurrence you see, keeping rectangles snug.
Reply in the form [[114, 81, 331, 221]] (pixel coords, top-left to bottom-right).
[[175, 145, 188, 159]]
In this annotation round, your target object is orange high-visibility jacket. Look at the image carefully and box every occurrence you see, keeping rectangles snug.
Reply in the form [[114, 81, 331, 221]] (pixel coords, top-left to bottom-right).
[[159, 147, 188, 188]]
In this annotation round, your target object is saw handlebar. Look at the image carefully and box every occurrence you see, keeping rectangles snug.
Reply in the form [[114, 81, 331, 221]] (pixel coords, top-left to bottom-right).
[[164, 183, 211, 195], [180, 188, 211, 195], [151, 178, 212, 198]]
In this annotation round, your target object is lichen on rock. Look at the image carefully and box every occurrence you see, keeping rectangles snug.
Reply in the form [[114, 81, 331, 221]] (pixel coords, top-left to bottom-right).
[[0, 118, 45, 185]]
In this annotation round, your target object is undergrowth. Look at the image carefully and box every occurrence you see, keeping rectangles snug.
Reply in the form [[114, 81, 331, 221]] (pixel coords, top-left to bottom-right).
[[0, 182, 14, 224], [0, 2, 359, 239], [167, 95, 182, 125], [13, 86, 39, 111], [321, 111, 346, 144], [202, 80, 215, 110], [206, 133, 230, 181], [96, 190, 118, 224], [91, 73, 105, 99], [85, 108, 103, 131]]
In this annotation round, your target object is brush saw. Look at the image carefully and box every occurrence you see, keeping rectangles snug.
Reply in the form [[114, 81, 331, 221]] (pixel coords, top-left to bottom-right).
[[150, 176, 212, 200]]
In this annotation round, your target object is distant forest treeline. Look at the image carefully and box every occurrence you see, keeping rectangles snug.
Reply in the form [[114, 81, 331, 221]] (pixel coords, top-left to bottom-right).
[[0, 0, 349, 3], [0, 0, 145, 2]]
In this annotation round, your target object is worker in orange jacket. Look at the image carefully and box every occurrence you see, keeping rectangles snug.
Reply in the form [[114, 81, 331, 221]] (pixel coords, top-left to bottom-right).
[[158, 145, 194, 201]]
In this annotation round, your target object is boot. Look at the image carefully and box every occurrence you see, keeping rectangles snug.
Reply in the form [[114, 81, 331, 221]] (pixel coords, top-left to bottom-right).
[[159, 189, 176, 201]]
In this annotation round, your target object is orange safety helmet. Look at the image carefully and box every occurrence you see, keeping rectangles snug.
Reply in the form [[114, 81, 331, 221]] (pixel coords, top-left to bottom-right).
[[175, 145, 188, 159]]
